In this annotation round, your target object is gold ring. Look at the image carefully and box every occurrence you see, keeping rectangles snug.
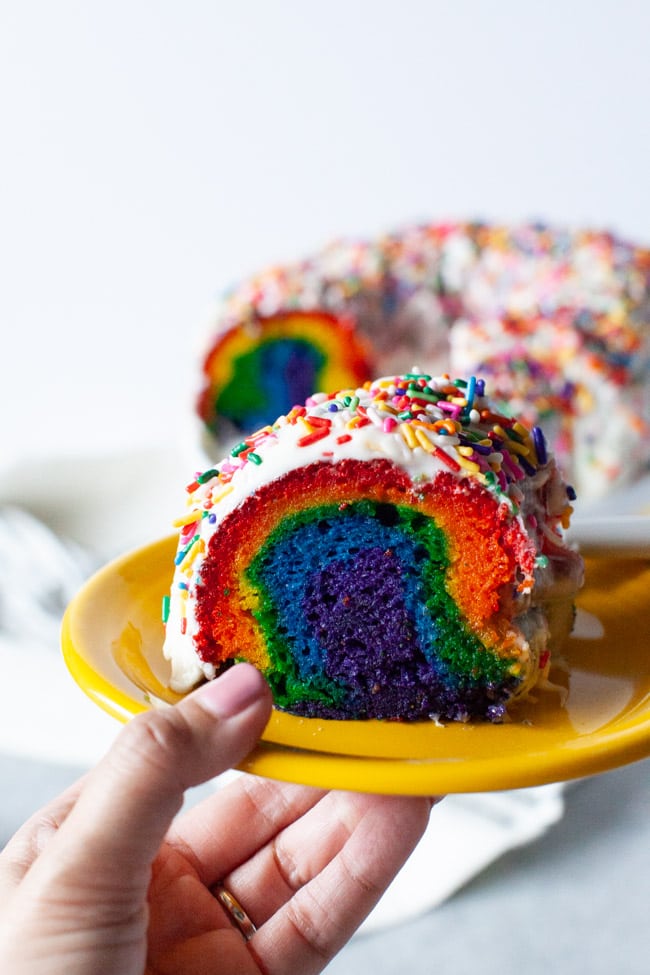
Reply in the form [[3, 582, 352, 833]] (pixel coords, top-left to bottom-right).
[[212, 884, 257, 941]]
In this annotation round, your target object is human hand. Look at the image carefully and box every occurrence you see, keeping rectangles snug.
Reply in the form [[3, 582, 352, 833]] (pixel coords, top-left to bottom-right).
[[0, 664, 435, 974]]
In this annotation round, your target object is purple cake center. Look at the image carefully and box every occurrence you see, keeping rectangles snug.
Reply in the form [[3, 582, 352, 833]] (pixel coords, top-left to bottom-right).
[[304, 546, 443, 717]]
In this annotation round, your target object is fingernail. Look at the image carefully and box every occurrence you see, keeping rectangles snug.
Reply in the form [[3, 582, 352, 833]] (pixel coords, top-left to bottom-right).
[[196, 663, 268, 718]]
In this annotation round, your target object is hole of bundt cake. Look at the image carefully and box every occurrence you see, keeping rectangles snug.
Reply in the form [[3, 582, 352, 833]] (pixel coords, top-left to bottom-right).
[[374, 503, 399, 527], [414, 544, 428, 563]]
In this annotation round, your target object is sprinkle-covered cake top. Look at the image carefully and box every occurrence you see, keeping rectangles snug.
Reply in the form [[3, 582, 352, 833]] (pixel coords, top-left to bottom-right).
[[179, 372, 575, 538], [196, 221, 650, 499], [209, 222, 650, 341]]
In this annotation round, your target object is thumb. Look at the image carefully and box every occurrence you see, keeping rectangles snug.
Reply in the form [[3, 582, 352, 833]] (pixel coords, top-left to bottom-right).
[[43, 663, 272, 889]]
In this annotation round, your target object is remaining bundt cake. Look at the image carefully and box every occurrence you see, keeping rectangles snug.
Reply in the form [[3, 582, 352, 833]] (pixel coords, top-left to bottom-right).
[[164, 372, 584, 723], [195, 221, 650, 499]]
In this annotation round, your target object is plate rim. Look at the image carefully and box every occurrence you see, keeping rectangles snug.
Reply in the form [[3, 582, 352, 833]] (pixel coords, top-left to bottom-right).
[[61, 536, 650, 794]]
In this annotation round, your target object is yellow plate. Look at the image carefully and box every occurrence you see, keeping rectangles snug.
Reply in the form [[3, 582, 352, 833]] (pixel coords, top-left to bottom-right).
[[61, 536, 650, 794]]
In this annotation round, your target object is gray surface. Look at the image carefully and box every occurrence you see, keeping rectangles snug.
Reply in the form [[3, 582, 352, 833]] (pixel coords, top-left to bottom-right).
[[2, 755, 648, 974], [328, 759, 650, 974], [1, 753, 86, 843]]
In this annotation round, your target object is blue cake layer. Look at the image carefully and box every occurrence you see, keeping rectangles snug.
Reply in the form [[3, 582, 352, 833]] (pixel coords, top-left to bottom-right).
[[215, 338, 325, 431]]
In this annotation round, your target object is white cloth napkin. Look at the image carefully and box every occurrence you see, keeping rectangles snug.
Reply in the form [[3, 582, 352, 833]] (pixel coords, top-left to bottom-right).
[[362, 782, 565, 932], [0, 451, 570, 930]]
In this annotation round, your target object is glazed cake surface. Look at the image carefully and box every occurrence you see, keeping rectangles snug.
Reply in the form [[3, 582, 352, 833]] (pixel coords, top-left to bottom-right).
[[164, 374, 583, 723]]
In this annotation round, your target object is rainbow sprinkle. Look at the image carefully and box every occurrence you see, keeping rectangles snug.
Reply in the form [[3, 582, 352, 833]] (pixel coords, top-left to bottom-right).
[[178, 373, 576, 543]]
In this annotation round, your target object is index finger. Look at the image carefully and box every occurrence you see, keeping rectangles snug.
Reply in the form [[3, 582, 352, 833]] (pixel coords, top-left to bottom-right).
[[249, 793, 435, 975]]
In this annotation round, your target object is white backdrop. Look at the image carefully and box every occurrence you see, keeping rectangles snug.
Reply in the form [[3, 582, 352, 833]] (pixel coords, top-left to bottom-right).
[[1, 6, 648, 925], [2, 0, 649, 470]]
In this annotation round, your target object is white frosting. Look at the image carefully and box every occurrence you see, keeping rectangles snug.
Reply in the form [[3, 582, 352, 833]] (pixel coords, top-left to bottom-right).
[[450, 314, 649, 499]]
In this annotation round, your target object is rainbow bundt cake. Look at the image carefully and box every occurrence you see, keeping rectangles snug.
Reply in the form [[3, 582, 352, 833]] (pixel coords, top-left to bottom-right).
[[196, 221, 650, 499], [164, 373, 584, 723]]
